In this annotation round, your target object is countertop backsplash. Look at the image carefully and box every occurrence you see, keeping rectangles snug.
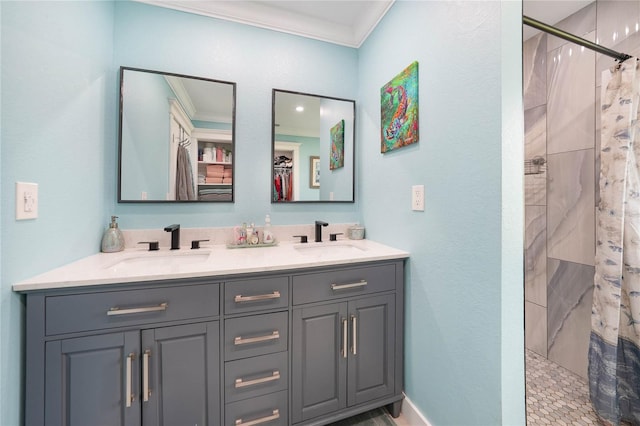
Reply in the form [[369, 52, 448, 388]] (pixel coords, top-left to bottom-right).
[[121, 223, 355, 250]]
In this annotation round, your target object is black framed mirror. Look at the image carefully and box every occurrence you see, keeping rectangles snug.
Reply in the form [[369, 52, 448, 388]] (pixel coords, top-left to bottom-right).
[[118, 67, 236, 202], [272, 89, 355, 203]]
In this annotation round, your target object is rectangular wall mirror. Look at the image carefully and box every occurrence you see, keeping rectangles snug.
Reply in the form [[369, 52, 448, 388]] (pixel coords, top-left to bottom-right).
[[272, 89, 355, 203], [118, 67, 236, 202]]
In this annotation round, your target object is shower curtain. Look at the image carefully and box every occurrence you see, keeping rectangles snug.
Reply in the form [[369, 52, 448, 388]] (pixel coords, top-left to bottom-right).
[[589, 58, 640, 426]]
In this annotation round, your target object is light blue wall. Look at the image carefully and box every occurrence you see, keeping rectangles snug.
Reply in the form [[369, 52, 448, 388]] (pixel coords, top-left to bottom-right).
[[120, 70, 175, 200], [357, 1, 524, 424], [113, 1, 360, 228], [0, 2, 116, 424], [0, 1, 525, 425]]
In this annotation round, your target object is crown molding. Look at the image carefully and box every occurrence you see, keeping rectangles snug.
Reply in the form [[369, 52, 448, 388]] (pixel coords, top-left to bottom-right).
[[135, 0, 394, 48]]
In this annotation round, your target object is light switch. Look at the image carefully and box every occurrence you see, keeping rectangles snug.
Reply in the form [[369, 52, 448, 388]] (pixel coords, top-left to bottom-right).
[[16, 182, 38, 220]]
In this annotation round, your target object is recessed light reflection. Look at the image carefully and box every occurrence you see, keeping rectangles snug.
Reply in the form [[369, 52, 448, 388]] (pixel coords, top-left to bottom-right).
[[296, 106, 304, 112]]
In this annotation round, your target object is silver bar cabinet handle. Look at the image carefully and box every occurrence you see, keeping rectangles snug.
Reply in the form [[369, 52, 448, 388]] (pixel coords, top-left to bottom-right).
[[234, 291, 280, 303], [108, 303, 168, 316], [235, 409, 280, 426], [234, 331, 280, 346], [351, 315, 357, 355], [143, 350, 151, 402], [331, 280, 367, 291], [126, 353, 135, 408], [235, 370, 280, 388], [341, 317, 348, 358]]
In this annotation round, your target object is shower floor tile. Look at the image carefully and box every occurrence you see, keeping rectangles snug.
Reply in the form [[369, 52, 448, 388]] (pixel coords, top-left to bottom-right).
[[526, 349, 599, 424]]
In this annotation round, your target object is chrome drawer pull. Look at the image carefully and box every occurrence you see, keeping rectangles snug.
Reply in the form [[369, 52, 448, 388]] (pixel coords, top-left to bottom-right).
[[235, 409, 280, 426], [125, 353, 135, 408], [341, 317, 348, 359], [331, 280, 368, 291], [143, 350, 151, 402], [234, 291, 281, 303], [351, 315, 357, 356], [235, 370, 280, 388], [107, 303, 168, 316], [234, 331, 280, 346]]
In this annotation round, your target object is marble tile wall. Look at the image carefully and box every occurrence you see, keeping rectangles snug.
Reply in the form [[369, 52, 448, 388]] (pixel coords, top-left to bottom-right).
[[526, 301, 548, 357], [546, 149, 595, 267], [547, 259, 594, 379], [546, 31, 596, 155], [523, 1, 606, 377], [523, 30, 548, 356], [525, 206, 546, 307]]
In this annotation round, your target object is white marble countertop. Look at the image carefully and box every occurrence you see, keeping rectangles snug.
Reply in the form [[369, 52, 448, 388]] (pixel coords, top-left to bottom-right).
[[13, 239, 409, 292]]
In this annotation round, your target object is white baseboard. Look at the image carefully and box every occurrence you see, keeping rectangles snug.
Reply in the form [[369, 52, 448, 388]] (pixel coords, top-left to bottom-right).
[[400, 393, 432, 426]]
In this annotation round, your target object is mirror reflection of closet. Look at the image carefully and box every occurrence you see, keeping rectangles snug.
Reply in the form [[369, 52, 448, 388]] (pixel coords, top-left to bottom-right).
[[271, 89, 355, 203], [274, 142, 301, 201]]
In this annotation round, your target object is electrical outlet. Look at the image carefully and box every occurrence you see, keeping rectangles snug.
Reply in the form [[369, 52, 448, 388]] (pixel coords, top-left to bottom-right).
[[411, 185, 424, 211], [16, 182, 39, 220]]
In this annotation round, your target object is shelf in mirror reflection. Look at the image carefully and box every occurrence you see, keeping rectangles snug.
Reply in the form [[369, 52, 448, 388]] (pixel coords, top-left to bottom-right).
[[118, 66, 236, 203]]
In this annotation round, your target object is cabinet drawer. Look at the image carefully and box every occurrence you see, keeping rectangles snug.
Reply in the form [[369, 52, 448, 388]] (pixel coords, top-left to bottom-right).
[[224, 276, 289, 314], [225, 390, 288, 426], [224, 312, 288, 361], [46, 283, 219, 335], [225, 352, 288, 403], [292, 264, 396, 305]]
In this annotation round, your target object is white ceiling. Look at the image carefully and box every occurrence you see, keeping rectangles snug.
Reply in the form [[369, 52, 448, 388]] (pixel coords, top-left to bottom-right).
[[137, 0, 395, 48], [139, 0, 594, 47]]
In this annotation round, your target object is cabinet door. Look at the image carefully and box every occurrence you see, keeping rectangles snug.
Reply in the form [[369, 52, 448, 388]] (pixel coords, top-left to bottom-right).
[[292, 303, 348, 423], [141, 321, 220, 426], [347, 294, 396, 406], [45, 331, 140, 426]]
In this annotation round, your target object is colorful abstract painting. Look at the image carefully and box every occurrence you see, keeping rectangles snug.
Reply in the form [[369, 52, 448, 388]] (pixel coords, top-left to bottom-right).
[[330, 119, 345, 170], [380, 61, 419, 153]]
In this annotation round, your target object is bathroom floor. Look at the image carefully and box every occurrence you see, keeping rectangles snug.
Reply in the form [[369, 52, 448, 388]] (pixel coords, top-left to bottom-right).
[[328, 407, 411, 426], [525, 349, 599, 425]]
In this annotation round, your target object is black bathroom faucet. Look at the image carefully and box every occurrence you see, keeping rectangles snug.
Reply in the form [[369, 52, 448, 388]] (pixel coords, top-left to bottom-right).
[[315, 220, 329, 243], [164, 224, 180, 250]]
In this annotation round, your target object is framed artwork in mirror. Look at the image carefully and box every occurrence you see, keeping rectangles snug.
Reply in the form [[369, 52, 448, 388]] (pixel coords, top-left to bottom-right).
[[330, 120, 344, 170], [310, 156, 320, 188]]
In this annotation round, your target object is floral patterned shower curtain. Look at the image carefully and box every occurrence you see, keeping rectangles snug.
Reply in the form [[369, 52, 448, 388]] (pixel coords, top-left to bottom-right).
[[589, 58, 640, 426]]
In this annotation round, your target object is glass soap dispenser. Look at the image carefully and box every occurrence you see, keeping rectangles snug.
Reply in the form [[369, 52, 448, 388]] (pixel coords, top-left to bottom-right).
[[101, 215, 125, 253]]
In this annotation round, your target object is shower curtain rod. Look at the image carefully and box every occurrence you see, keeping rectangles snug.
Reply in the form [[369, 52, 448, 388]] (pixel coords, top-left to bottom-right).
[[523, 15, 632, 63]]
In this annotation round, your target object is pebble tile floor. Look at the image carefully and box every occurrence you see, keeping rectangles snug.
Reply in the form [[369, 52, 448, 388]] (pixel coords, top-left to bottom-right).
[[526, 349, 601, 425]]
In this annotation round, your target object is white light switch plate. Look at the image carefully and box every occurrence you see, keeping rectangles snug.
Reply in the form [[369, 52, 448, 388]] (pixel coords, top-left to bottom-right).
[[412, 185, 424, 211], [16, 182, 38, 220]]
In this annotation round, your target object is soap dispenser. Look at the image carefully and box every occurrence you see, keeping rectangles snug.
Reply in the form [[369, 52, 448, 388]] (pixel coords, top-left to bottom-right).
[[263, 214, 274, 244], [101, 216, 125, 253]]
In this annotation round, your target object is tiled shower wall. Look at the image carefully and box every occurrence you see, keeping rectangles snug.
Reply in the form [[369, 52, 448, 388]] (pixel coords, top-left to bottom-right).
[[523, 1, 640, 380]]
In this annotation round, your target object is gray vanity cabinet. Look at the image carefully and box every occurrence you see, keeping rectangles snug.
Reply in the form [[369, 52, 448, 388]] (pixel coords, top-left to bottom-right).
[[45, 331, 141, 426], [141, 322, 220, 426], [44, 322, 220, 426], [26, 280, 221, 426], [23, 259, 404, 426], [291, 263, 402, 425]]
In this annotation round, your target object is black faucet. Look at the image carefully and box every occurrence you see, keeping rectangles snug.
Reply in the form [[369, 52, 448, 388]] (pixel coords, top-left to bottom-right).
[[315, 221, 329, 243], [164, 224, 180, 250]]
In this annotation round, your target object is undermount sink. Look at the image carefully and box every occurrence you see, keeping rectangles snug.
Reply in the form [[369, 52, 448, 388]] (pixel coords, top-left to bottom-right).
[[106, 251, 211, 272], [294, 242, 365, 256]]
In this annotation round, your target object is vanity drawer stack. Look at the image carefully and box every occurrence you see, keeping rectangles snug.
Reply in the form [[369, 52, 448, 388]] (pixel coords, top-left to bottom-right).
[[223, 276, 290, 426]]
